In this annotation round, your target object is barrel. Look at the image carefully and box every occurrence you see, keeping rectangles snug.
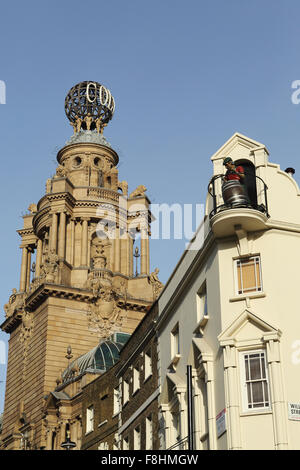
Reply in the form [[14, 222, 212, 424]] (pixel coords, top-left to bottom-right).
[[222, 180, 249, 206]]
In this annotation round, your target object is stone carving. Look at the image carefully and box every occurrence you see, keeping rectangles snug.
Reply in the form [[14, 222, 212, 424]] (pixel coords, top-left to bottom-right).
[[84, 113, 93, 131], [91, 237, 111, 270], [28, 204, 37, 214], [19, 310, 34, 347], [4, 289, 25, 318], [41, 249, 59, 283], [75, 116, 82, 133], [86, 273, 102, 297], [148, 268, 164, 299], [129, 185, 147, 198], [45, 179, 52, 194], [87, 281, 126, 338], [55, 165, 67, 178], [70, 120, 77, 134]]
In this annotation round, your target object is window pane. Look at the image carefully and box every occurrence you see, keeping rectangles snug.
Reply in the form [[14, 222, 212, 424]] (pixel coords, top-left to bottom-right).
[[249, 355, 261, 380], [236, 257, 262, 294], [242, 260, 256, 291], [251, 381, 264, 404]]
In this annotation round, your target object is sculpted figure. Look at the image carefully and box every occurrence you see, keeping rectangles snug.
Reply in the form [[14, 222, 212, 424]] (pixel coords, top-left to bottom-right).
[[84, 113, 93, 131], [129, 185, 147, 198], [43, 249, 59, 282], [70, 120, 77, 134], [75, 116, 82, 133], [56, 165, 66, 178], [28, 204, 37, 214], [148, 268, 164, 299], [95, 117, 102, 134]]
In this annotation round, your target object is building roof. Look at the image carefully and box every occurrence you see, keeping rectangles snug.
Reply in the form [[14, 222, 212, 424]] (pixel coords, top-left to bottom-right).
[[62, 332, 130, 383]]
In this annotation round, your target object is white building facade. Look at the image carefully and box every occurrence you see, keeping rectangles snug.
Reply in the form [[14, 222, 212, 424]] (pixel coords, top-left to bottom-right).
[[156, 133, 300, 450]]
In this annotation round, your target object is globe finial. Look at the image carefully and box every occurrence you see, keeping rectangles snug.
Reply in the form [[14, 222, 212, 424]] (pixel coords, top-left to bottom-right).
[[64, 81, 115, 134]]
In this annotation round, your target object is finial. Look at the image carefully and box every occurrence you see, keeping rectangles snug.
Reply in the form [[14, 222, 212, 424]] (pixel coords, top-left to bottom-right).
[[65, 81, 115, 134], [65, 345, 73, 361]]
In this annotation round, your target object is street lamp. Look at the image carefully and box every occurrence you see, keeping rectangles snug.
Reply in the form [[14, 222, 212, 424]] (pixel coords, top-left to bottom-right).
[[61, 430, 76, 450]]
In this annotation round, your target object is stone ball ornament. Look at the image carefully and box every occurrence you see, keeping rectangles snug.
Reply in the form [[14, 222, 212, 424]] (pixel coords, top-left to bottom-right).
[[64, 81, 115, 132]]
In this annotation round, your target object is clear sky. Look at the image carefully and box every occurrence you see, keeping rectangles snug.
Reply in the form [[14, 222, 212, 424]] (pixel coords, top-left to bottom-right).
[[1, 0, 300, 412]]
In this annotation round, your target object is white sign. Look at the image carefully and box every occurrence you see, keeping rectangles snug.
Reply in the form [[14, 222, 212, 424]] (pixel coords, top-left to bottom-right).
[[216, 408, 226, 437], [288, 403, 300, 421]]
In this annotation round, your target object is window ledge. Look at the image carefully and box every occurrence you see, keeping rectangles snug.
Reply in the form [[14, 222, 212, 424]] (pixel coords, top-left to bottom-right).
[[144, 373, 152, 384], [85, 429, 94, 436], [229, 292, 266, 302], [98, 419, 108, 429], [194, 314, 209, 334], [168, 354, 181, 370], [240, 409, 272, 417], [132, 387, 140, 397]]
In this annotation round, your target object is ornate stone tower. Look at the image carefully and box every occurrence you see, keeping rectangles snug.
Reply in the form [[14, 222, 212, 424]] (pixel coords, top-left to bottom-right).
[[1, 81, 162, 450]]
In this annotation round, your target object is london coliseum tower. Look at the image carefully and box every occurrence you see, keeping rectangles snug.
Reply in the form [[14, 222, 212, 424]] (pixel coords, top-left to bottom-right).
[[0, 82, 161, 449]]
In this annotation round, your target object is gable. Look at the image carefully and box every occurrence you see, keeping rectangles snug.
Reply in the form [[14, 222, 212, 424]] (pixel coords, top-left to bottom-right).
[[218, 309, 281, 347], [210, 132, 268, 162]]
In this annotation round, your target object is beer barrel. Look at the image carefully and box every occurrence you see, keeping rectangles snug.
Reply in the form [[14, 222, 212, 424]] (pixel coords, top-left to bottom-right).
[[222, 180, 249, 206]]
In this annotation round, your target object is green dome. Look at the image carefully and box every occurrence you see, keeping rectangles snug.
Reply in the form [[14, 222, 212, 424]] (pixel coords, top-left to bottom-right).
[[62, 332, 130, 383]]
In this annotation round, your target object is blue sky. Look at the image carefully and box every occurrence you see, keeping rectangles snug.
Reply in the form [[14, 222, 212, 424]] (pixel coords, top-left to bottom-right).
[[1, 0, 300, 412]]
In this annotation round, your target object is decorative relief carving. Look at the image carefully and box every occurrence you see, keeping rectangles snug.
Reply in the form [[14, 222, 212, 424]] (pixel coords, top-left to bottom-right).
[[40, 249, 60, 283], [86, 278, 126, 339], [19, 310, 34, 349], [4, 289, 26, 318], [91, 237, 111, 270], [55, 165, 67, 178]]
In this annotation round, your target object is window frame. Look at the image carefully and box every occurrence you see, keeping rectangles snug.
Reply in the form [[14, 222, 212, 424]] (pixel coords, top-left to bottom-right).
[[239, 349, 271, 413], [171, 323, 180, 358], [234, 255, 263, 296], [86, 405, 94, 434], [144, 349, 152, 382]]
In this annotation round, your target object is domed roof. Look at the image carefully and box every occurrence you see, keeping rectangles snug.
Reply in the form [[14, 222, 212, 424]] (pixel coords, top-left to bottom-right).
[[62, 332, 130, 383]]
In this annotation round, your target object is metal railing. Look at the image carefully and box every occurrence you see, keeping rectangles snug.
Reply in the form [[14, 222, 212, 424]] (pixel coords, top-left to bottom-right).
[[208, 173, 269, 219]]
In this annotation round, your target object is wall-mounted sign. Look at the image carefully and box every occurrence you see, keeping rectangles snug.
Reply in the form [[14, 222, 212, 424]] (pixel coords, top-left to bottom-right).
[[288, 403, 300, 421], [216, 408, 226, 437]]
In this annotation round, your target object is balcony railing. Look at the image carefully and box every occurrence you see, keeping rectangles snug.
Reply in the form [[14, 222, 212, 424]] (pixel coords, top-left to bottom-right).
[[208, 174, 270, 219]]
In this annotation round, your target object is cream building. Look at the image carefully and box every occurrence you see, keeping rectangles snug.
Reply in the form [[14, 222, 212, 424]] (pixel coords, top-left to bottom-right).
[[157, 132, 300, 450]]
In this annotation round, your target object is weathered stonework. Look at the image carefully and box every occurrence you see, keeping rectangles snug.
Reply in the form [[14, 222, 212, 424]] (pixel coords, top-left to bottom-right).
[[1, 92, 162, 449]]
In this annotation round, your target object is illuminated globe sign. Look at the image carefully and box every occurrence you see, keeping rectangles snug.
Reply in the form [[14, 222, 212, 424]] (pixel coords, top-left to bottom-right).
[[64, 81, 115, 132]]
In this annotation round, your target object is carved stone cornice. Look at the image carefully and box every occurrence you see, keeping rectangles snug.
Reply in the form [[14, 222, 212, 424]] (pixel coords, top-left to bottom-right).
[[46, 192, 76, 206], [17, 228, 35, 238]]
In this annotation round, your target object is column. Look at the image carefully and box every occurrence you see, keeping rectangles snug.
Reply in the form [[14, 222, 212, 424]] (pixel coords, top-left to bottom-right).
[[140, 227, 148, 275], [58, 211, 67, 259], [20, 247, 28, 292], [114, 227, 121, 272], [46, 428, 52, 450], [205, 361, 217, 450], [69, 218, 75, 265], [222, 344, 242, 450], [128, 234, 133, 276], [81, 218, 89, 266], [160, 405, 171, 449], [50, 212, 58, 253], [146, 235, 150, 275], [26, 248, 32, 290], [35, 239, 43, 278], [265, 336, 289, 449]]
